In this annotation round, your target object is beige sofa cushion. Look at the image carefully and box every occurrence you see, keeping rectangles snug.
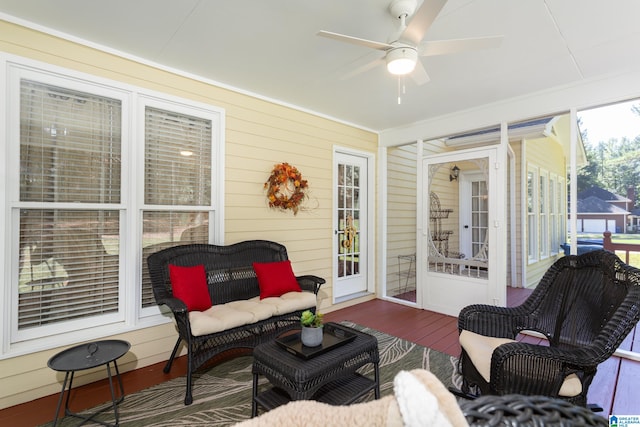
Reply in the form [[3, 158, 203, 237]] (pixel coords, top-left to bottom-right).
[[188, 291, 316, 336], [460, 329, 582, 397], [259, 291, 317, 315]]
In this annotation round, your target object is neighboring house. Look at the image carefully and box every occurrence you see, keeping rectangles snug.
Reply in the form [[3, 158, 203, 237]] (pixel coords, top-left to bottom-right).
[[574, 186, 633, 233], [574, 195, 629, 233], [631, 206, 640, 232], [578, 186, 634, 211]]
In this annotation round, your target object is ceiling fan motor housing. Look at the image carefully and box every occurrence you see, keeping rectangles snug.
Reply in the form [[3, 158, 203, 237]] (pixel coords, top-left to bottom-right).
[[389, 0, 417, 20]]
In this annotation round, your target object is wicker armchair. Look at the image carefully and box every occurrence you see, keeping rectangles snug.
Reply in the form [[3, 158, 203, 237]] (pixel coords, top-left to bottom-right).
[[460, 394, 608, 426], [455, 250, 640, 408]]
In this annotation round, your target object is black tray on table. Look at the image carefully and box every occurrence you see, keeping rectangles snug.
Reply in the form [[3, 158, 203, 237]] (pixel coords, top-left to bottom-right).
[[275, 323, 357, 359]]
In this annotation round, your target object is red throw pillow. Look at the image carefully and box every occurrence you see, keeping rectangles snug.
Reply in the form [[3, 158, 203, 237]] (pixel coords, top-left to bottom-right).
[[253, 260, 301, 299], [169, 264, 212, 312]]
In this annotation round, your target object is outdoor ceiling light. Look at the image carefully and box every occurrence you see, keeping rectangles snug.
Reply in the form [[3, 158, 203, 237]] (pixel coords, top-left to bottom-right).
[[450, 165, 460, 181], [386, 47, 417, 75]]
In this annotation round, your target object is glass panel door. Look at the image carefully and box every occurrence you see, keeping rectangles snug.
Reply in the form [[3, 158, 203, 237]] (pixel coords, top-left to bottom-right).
[[334, 152, 368, 300]]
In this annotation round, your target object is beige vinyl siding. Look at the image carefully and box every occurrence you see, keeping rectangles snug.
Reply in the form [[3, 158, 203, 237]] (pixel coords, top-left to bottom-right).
[[386, 144, 418, 295], [0, 20, 377, 408], [385, 142, 452, 296], [523, 136, 566, 288]]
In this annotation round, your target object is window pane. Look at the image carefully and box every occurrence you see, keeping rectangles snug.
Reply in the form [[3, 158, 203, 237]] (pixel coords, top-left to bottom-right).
[[144, 107, 212, 206], [540, 175, 548, 256], [479, 195, 488, 211], [20, 80, 122, 203], [346, 165, 353, 186], [141, 211, 209, 308], [527, 172, 534, 213], [18, 209, 120, 329], [528, 215, 536, 259], [540, 176, 546, 213]]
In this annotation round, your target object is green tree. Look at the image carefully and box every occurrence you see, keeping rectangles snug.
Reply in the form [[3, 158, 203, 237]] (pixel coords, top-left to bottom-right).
[[577, 103, 640, 205], [576, 142, 601, 192]]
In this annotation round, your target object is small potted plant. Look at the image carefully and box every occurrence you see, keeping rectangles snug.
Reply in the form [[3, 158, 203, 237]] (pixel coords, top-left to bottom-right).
[[300, 310, 324, 347]]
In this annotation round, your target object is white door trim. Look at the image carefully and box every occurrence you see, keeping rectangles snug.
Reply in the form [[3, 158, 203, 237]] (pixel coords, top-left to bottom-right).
[[332, 147, 375, 303]]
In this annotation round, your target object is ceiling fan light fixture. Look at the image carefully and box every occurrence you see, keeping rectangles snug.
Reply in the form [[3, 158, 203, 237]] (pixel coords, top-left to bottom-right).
[[386, 47, 417, 75]]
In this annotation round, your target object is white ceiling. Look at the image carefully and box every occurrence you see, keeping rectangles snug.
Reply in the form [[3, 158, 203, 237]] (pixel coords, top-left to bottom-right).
[[1, 0, 640, 132]]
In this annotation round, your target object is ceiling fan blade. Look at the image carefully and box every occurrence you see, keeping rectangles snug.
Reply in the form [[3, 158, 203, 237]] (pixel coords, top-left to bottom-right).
[[401, 0, 448, 45], [317, 30, 392, 51], [418, 35, 503, 57], [411, 60, 430, 86], [340, 57, 385, 80]]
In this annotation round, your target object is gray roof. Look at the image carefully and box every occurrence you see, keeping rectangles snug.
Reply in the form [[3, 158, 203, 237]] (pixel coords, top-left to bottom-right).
[[577, 196, 629, 214], [578, 186, 629, 202]]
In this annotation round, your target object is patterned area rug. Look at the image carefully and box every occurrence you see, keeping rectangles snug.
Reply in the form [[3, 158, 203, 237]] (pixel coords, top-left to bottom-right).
[[49, 322, 462, 426]]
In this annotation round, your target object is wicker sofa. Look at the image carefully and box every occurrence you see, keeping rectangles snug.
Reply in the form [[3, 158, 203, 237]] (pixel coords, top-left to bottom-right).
[[147, 240, 324, 405]]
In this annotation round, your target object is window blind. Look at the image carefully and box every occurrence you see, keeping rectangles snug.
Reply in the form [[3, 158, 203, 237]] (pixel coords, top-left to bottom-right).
[[18, 210, 120, 329], [141, 211, 209, 308], [20, 79, 121, 204], [141, 105, 213, 308], [17, 79, 122, 330], [144, 107, 211, 206]]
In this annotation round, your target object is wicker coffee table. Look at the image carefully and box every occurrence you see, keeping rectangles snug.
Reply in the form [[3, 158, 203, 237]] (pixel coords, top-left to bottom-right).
[[251, 322, 380, 416]]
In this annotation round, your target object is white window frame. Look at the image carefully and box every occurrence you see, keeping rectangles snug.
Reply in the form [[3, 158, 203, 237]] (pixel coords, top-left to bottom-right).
[[526, 165, 539, 263], [558, 176, 566, 251], [1, 54, 225, 358], [549, 174, 558, 255], [136, 93, 225, 320], [539, 169, 549, 259]]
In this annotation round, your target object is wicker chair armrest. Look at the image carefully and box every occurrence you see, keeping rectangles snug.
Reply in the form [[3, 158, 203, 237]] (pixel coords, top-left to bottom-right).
[[158, 296, 188, 314], [157, 296, 193, 342], [460, 394, 608, 426], [296, 275, 325, 295], [491, 342, 596, 396], [458, 304, 529, 339]]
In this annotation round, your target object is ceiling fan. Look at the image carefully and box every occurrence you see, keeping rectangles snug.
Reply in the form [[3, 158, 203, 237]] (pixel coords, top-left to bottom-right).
[[317, 0, 503, 86]]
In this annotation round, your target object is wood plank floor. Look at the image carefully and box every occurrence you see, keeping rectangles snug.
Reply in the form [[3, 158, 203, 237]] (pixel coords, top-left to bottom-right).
[[2, 289, 638, 426]]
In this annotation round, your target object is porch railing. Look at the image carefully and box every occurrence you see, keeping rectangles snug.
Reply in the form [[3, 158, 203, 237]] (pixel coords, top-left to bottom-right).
[[602, 231, 640, 265], [601, 231, 640, 362]]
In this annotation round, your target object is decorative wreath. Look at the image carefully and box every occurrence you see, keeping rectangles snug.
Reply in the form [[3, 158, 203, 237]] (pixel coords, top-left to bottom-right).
[[264, 162, 309, 215]]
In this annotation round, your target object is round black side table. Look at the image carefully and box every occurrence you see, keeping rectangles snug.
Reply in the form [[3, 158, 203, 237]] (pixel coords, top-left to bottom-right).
[[48, 340, 130, 427]]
